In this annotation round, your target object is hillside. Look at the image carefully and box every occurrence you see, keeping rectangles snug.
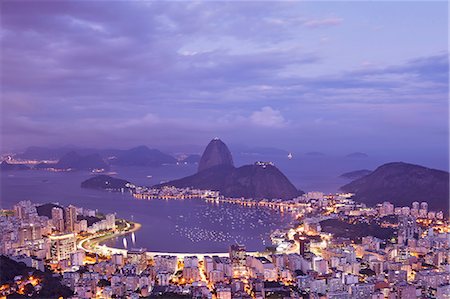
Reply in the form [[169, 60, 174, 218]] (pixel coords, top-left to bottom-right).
[[340, 162, 449, 212], [113, 145, 176, 166], [156, 138, 302, 200]]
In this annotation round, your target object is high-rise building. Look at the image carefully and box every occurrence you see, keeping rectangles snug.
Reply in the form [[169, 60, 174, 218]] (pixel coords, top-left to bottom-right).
[[127, 248, 147, 274], [298, 236, 311, 256], [105, 213, 116, 231], [52, 207, 65, 232], [65, 205, 77, 233], [47, 233, 77, 262], [18, 224, 42, 245], [229, 244, 246, 278], [13, 204, 26, 220]]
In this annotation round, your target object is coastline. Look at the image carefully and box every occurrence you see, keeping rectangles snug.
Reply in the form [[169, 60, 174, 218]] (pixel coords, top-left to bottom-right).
[[78, 219, 142, 256], [78, 217, 298, 258]]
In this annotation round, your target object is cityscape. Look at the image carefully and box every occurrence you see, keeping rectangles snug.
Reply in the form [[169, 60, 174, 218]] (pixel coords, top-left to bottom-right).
[[1, 1, 449, 299]]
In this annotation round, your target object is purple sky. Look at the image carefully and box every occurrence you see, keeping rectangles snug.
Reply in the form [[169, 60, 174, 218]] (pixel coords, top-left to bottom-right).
[[1, 1, 448, 161]]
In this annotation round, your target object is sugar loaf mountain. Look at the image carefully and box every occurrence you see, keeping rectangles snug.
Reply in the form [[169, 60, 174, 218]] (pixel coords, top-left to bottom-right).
[[340, 162, 449, 213], [156, 138, 302, 200]]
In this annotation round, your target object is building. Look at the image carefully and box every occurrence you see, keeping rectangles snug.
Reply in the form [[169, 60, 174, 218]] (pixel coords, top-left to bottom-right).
[[229, 244, 246, 278], [105, 213, 116, 231], [297, 235, 311, 256], [48, 233, 77, 262], [127, 248, 147, 274], [52, 207, 65, 232], [65, 205, 77, 233]]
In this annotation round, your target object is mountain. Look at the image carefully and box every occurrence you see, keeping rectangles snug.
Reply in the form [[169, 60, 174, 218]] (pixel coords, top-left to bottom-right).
[[340, 169, 372, 180], [81, 175, 132, 190], [54, 151, 109, 171], [198, 138, 234, 172], [346, 152, 369, 159], [113, 145, 176, 167], [340, 162, 449, 213], [14, 146, 99, 160], [0, 161, 30, 171], [156, 138, 301, 200], [0, 255, 73, 298], [14, 146, 71, 160], [36, 203, 64, 218]]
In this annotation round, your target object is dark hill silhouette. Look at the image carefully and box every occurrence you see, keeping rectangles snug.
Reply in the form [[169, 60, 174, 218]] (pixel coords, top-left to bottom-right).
[[54, 151, 109, 171], [113, 145, 176, 166], [81, 175, 131, 190], [198, 138, 234, 172], [340, 162, 449, 213], [156, 139, 302, 200]]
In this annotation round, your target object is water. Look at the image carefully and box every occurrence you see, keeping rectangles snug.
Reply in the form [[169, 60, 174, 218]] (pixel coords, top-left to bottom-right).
[[0, 165, 293, 253], [1, 153, 446, 252]]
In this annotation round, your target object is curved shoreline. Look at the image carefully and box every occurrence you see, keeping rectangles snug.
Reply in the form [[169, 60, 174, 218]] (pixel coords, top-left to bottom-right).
[[78, 219, 269, 258], [79, 211, 299, 258], [78, 220, 142, 256]]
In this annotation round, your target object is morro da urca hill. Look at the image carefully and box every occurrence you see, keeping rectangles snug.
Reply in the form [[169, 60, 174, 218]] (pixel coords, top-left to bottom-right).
[[198, 137, 234, 172], [156, 138, 301, 200], [81, 175, 132, 191], [340, 162, 449, 213]]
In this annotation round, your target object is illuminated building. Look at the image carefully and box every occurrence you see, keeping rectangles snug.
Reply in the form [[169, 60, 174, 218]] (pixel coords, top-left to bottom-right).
[[127, 248, 147, 274], [229, 244, 246, 278], [105, 213, 116, 231], [52, 207, 65, 232], [65, 205, 77, 233], [48, 233, 76, 262], [297, 236, 311, 256]]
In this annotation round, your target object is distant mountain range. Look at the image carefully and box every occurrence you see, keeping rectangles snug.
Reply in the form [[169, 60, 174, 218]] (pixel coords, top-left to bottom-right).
[[36, 151, 109, 171], [156, 138, 302, 200], [112, 146, 176, 167], [12, 145, 178, 169], [346, 152, 369, 159], [340, 169, 373, 180], [340, 162, 449, 213]]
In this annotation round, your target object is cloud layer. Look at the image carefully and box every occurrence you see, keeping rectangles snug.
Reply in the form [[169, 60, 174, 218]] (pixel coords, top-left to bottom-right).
[[0, 1, 448, 158]]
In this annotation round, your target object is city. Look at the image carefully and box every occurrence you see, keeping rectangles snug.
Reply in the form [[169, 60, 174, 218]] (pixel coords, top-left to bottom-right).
[[1, 1, 449, 298], [1, 188, 449, 298]]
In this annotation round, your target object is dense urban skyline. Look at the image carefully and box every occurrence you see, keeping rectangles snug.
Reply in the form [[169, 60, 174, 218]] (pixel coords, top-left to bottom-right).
[[1, 1, 448, 161]]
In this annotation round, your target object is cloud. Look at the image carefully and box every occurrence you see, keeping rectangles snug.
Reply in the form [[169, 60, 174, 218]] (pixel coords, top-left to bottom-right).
[[303, 17, 343, 28], [250, 107, 287, 128], [0, 1, 447, 156]]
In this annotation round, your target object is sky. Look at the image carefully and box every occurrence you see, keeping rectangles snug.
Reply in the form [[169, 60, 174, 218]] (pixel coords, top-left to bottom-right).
[[1, 1, 448, 162]]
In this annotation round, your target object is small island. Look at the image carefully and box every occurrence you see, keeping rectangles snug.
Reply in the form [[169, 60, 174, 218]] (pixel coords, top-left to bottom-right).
[[81, 175, 134, 191]]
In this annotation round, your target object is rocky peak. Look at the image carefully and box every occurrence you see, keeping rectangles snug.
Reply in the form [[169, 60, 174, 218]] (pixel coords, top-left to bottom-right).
[[198, 138, 234, 172]]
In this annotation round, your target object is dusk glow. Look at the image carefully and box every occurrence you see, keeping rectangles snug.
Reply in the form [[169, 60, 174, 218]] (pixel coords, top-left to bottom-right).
[[1, 2, 449, 299], [1, 1, 448, 160]]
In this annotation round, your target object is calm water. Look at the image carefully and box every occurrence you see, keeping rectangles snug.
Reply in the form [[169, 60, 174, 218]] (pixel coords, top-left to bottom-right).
[[1, 153, 446, 252]]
